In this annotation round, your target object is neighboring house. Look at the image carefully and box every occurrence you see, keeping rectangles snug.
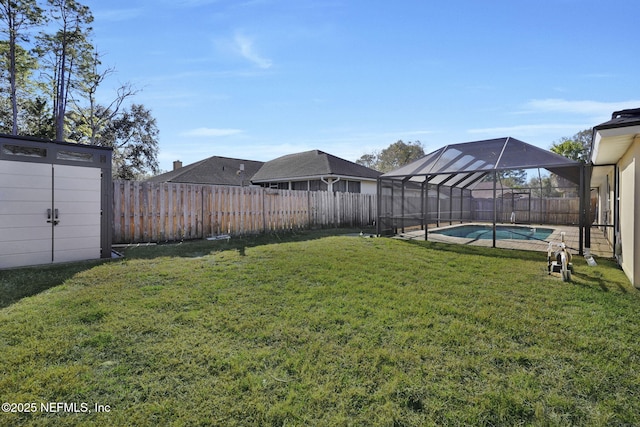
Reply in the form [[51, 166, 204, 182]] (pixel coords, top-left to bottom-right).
[[147, 156, 264, 186], [250, 149, 381, 194], [470, 181, 515, 199], [590, 108, 640, 287]]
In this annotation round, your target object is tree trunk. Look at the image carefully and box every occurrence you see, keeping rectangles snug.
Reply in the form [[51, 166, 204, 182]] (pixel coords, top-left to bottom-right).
[[7, 3, 18, 135]]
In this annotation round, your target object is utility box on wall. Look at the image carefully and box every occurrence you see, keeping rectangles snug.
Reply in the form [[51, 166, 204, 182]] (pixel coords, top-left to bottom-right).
[[0, 135, 113, 269]]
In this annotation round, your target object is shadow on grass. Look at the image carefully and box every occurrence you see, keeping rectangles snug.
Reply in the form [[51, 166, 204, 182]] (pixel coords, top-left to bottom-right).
[[0, 259, 106, 309], [0, 228, 374, 309], [400, 238, 636, 294], [399, 238, 546, 263], [117, 227, 375, 261], [571, 259, 630, 293]]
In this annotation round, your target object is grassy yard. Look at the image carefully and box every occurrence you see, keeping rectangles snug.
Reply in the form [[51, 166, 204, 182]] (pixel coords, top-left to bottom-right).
[[1, 230, 639, 426]]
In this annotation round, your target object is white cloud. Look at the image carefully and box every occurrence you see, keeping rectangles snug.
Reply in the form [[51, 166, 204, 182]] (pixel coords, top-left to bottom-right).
[[161, 0, 222, 7], [93, 8, 143, 22], [234, 32, 273, 69], [524, 99, 640, 116], [468, 123, 587, 135], [181, 127, 244, 137]]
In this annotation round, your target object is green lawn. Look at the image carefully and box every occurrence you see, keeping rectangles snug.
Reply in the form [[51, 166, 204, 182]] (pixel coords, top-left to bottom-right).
[[1, 231, 639, 426]]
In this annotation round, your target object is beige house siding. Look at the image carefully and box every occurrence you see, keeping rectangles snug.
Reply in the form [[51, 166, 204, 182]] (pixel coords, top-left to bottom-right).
[[590, 109, 640, 288], [618, 137, 640, 286], [361, 181, 377, 195]]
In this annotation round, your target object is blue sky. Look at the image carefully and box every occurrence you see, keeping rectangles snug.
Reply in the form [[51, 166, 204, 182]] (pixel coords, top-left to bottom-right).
[[85, 0, 640, 172]]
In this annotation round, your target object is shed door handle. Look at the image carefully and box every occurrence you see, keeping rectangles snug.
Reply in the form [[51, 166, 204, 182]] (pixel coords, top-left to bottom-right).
[[46, 209, 60, 225]]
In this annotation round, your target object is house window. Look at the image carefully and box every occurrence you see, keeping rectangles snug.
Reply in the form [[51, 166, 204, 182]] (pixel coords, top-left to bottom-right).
[[329, 180, 361, 193], [309, 180, 327, 191], [260, 182, 287, 189], [291, 181, 309, 191], [333, 180, 347, 192]]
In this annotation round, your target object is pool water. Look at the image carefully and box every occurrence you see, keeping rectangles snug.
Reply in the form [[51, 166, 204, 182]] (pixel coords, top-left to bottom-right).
[[431, 225, 554, 241]]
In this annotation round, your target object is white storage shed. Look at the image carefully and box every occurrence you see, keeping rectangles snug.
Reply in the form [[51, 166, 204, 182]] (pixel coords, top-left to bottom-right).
[[0, 135, 113, 269]]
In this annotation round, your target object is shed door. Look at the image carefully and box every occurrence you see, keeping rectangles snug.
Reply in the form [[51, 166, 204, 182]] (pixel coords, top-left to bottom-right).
[[0, 160, 102, 268], [53, 165, 101, 264], [0, 160, 53, 268]]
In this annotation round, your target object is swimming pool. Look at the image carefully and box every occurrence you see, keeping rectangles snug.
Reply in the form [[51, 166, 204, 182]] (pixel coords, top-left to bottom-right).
[[430, 224, 554, 241]]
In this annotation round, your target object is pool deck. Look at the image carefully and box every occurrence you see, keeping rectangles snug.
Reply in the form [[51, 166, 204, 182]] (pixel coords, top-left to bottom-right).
[[395, 223, 613, 258]]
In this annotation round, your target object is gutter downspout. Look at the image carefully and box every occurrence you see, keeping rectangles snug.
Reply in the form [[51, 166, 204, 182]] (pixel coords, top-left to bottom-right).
[[321, 176, 341, 192]]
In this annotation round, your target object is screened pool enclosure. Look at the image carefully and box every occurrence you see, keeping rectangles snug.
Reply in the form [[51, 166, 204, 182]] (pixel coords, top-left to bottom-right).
[[376, 137, 592, 254]]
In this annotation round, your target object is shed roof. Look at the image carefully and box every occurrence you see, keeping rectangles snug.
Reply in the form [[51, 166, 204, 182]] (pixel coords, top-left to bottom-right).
[[147, 156, 264, 185], [381, 137, 581, 187], [251, 149, 381, 182]]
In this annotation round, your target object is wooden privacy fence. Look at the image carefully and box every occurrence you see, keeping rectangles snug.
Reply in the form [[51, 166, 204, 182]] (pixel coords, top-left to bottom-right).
[[112, 181, 377, 244], [472, 197, 581, 224]]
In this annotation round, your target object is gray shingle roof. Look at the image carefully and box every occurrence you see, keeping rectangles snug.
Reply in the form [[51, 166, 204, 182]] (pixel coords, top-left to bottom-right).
[[251, 150, 381, 182], [147, 156, 264, 185], [470, 181, 514, 199], [593, 108, 640, 131]]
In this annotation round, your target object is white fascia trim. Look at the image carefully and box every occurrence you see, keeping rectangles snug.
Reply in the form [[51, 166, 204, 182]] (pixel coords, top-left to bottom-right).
[[591, 132, 603, 164], [591, 124, 640, 164]]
